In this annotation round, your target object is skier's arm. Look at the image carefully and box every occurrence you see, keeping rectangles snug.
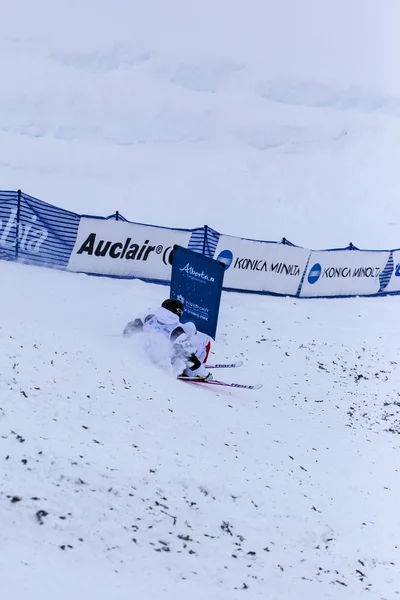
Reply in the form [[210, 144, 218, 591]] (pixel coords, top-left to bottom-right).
[[123, 314, 154, 337], [123, 318, 143, 336]]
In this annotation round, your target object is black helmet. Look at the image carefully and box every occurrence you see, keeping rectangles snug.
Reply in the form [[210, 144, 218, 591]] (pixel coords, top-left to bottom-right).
[[162, 298, 184, 317]]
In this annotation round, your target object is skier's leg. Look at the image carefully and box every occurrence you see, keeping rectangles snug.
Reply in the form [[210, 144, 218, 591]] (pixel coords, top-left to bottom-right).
[[203, 341, 211, 364], [192, 335, 211, 364], [182, 361, 212, 379], [173, 330, 212, 380], [182, 342, 213, 379]]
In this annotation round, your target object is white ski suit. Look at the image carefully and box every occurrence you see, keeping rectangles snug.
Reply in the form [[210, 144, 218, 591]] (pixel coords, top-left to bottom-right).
[[127, 306, 211, 378]]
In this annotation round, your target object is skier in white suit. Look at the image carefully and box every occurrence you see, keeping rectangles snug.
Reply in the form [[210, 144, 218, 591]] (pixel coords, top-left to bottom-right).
[[124, 298, 213, 380]]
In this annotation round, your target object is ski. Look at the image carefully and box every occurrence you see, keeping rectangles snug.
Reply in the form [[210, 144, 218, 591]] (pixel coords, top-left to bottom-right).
[[178, 377, 262, 390], [204, 361, 243, 369]]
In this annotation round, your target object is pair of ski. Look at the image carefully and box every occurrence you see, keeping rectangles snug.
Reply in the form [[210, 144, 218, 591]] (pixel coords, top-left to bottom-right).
[[178, 361, 262, 390]]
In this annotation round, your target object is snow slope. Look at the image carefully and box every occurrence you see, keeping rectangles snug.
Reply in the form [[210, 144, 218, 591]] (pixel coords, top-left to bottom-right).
[[1, 260, 400, 600], [1, 1, 400, 599], [2, 0, 400, 246]]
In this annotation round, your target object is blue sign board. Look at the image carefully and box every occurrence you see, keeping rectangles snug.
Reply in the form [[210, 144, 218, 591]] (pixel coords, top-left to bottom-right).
[[170, 245, 225, 339]]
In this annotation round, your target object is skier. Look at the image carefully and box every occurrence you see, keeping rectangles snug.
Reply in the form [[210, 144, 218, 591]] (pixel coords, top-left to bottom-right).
[[123, 298, 213, 380]]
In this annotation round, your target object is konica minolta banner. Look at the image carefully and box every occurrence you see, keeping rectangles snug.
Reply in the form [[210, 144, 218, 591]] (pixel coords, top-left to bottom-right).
[[300, 250, 391, 297], [211, 234, 311, 295], [67, 217, 196, 280]]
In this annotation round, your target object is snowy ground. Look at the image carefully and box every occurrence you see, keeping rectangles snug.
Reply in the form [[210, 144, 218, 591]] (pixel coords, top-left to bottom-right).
[[1, 260, 399, 600]]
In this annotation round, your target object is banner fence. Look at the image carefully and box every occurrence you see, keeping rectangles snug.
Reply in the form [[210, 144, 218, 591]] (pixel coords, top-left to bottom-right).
[[1, 189, 399, 299]]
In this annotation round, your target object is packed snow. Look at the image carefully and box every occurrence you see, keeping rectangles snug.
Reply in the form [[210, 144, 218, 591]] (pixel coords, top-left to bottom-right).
[[1, 261, 400, 599], [1, 1, 400, 599]]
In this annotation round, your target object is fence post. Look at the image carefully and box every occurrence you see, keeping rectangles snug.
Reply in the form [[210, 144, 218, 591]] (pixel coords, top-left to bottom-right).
[[116, 211, 119, 221], [15, 189, 22, 260], [203, 225, 208, 256]]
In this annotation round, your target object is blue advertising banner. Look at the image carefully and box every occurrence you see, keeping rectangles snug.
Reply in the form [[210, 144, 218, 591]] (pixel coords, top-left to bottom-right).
[[18, 192, 81, 268], [3, 188, 400, 300], [170, 245, 225, 339]]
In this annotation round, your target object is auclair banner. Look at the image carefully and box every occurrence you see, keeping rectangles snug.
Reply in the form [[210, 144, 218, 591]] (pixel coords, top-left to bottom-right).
[[67, 217, 193, 280], [300, 250, 390, 297], [212, 234, 310, 295]]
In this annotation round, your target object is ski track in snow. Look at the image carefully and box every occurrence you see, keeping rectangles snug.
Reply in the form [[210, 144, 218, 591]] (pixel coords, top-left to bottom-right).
[[1, 261, 399, 599]]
